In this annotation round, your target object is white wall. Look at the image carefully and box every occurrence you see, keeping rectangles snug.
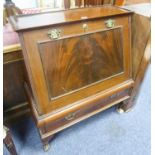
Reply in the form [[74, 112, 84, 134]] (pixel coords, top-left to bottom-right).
[[3, 0, 64, 9], [12, 0, 37, 9]]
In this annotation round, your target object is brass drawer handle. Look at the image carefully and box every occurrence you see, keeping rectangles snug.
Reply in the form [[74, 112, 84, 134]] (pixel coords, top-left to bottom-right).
[[105, 19, 115, 28], [48, 29, 61, 39], [65, 112, 77, 121]]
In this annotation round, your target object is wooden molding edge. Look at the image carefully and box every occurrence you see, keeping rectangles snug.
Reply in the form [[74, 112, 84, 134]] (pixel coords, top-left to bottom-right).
[[3, 44, 21, 53], [4, 102, 30, 123]]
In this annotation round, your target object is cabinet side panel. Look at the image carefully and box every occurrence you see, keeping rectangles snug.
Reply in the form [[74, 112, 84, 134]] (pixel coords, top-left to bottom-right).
[[131, 14, 150, 78]]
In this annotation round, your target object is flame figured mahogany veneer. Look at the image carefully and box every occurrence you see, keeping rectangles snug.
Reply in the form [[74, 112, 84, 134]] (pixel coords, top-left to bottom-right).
[[10, 5, 134, 151]]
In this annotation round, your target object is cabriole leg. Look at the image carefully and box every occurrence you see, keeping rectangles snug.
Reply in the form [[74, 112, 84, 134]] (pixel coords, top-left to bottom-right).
[[43, 141, 50, 152], [41, 134, 54, 152]]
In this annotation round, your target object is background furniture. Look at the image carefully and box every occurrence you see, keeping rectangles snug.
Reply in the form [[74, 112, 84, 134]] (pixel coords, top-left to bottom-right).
[[3, 23, 30, 123], [3, 126, 17, 155]]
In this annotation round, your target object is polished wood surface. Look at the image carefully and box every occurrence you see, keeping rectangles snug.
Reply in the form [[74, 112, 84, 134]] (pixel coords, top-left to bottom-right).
[[19, 14, 131, 114], [3, 49, 23, 63], [39, 28, 124, 99], [25, 79, 133, 129], [3, 60, 26, 108], [12, 6, 133, 150], [118, 36, 150, 111], [131, 14, 150, 79], [3, 54, 30, 122], [10, 5, 133, 31], [117, 6, 151, 111], [44, 88, 130, 133]]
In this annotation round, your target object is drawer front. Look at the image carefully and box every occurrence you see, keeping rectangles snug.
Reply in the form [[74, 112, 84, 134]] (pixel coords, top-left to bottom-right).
[[44, 88, 130, 133], [27, 16, 129, 40], [22, 15, 131, 114], [3, 50, 23, 64], [3, 50, 27, 110], [46, 18, 119, 39]]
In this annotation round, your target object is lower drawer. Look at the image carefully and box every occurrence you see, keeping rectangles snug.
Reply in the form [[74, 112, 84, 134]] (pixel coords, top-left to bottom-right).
[[43, 88, 130, 134]]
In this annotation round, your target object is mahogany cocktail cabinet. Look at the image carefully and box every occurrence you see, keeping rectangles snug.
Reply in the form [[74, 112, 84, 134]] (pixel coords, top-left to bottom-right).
[[10, 5, 134, 151]]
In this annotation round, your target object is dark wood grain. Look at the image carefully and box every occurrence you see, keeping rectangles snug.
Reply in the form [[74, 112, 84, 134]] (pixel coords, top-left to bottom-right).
[[39, 28, 124, 99]]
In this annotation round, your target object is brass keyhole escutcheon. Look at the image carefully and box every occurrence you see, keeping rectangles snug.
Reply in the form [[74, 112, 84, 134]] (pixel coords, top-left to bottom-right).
[[82, 23, 88, 32], [105, 19, 115, 28], [47, 29, 61, 39]]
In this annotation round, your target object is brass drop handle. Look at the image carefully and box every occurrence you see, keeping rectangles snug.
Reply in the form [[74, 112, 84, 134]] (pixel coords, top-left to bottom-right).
[[48, 29, 61, 39], [65, 112, 77, 121], [105, 19, 115, 28], [82, 23, 88, 32]]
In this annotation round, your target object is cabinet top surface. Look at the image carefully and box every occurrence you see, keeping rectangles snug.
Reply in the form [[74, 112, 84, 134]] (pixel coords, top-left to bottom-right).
[[10, 5, 132, 31]]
